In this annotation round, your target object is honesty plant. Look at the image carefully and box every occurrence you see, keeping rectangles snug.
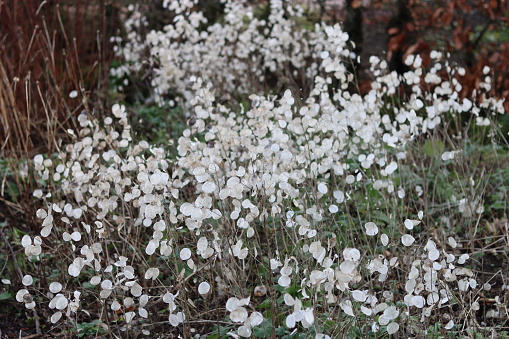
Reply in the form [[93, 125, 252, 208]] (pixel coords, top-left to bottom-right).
[[16, 0, 507, 337], [115, 0, 352, 106]]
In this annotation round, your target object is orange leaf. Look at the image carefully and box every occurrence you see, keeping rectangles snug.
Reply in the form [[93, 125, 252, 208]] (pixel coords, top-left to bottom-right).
[[352, 0, 362, 9], [388, 27, 400, 36], [388, 33, 406, 53]]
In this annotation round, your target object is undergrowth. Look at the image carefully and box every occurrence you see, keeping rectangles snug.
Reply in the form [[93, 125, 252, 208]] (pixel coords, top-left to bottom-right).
[[0, 1, 508, 338]]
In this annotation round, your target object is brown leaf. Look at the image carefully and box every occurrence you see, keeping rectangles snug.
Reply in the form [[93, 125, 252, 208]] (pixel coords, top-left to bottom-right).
[[432, 8, 444, 22], [388, 27, 400, 36], [485, 218, 508, 236], [405, 22, 415, 32], [452, 22, 469, 50], [489, 52, 501, 63], [388, 33, 406, 53], [441, 12, 453, 26], [352, 0, 362, 9], [403, 40, 429, 66]]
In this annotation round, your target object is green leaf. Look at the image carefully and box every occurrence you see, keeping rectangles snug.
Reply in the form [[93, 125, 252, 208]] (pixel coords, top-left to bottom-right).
[[82, 281, 95, 290], [253, 319, 273, 338], [422, 139, 445, 157], [369, 210, 391, 226], [257, 263, 270, 276], [256, 298, 272, 310], [275, 326, 289, 336], [0, 290, 12, 300], [206, 325, 232, 339], [286, 283, 299, 295]]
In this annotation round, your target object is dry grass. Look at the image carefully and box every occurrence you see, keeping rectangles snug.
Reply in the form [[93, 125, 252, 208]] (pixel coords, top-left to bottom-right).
[[0, 0, 119, 228], [0, 0, 117, 158]]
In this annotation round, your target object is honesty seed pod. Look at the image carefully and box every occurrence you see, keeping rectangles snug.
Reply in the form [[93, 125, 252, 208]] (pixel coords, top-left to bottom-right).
[[187, 114, 197, 126], [23, 293, 34, 304], [253, 285, 267, 297]]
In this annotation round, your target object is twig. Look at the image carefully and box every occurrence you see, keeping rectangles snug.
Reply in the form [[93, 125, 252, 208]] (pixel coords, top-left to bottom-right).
[[186, 320, 234, 325], [21, 334, 41, 339], [0, 227, 23, 280], [471, 19, 493, 53], [0, 195, 24, 214]]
